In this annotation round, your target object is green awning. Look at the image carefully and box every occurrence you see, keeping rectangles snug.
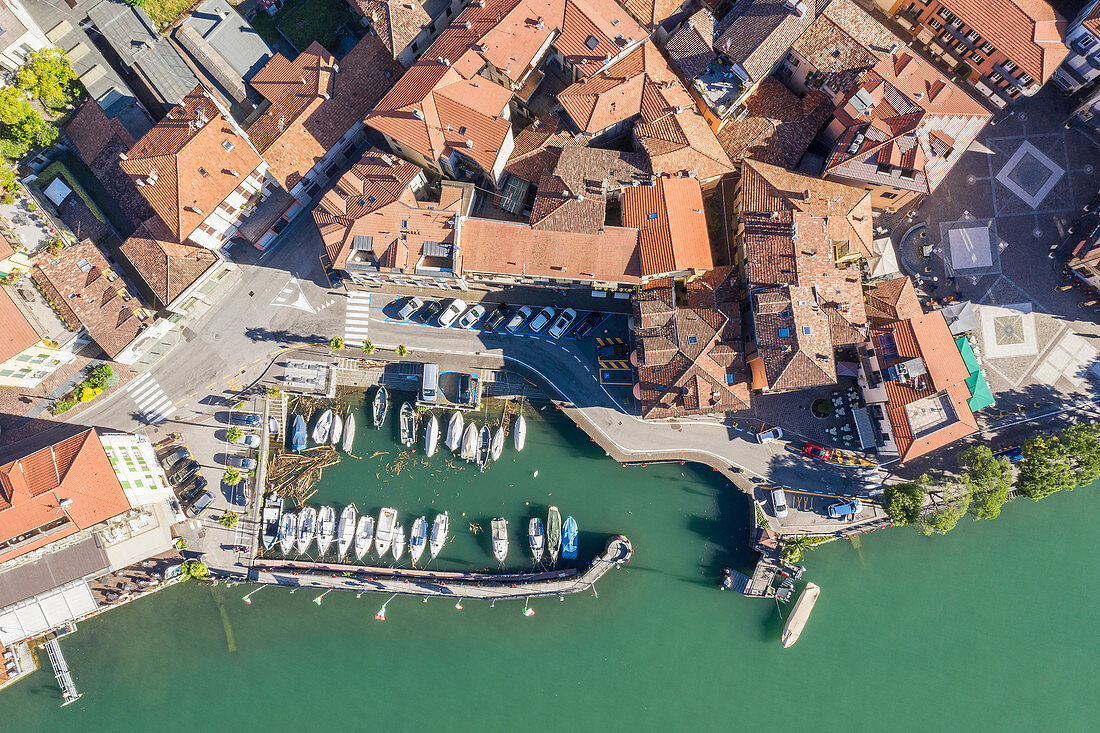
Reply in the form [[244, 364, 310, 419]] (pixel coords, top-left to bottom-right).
[[955, 336, 995, 412]]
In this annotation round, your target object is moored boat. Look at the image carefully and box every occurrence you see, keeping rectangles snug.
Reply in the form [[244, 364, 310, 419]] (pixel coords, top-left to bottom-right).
[[781, 582, 821, 648], [477, 425, 491, 470], [312, 409, 333, 445], [460, 423, 478, 462], [514, 414, 526, 452], [296, 506, 317, 554], [490, 426, 504, 462], [291, 415, 306, 451], [375, 507, 397, 556], [330, 413, 343, 445], [316, 506, 336, 556], [528, 517, 545, 563], [372, 386, 388, 429], [354, 515, 375, 561], [336, 504, 357, 560], [445, 411, 463, 453], [546, 506, 562, 565], [399, 402, 415, 447], [491, 518, 508, 563], [261, 494, 283, 550], [424, 414, 439, 457], [392, 523, 406, 562], [561, 515, 578, 560], [409, 516, 428, 565], [278, 511, 297, 555], [342, 414, 356, 453], [429, 512, 448, 560]]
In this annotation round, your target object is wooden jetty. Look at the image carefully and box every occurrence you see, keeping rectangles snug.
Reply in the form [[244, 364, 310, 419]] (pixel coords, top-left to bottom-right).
[[249, 536, 632, 600]]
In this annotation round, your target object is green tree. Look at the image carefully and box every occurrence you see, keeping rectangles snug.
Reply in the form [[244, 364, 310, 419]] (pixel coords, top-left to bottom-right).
[[223, 467, 243, 485], [781, 534, 813, 564], [265, 386, 280, 398], [1016, 433, 1075, 500], [85, 364, 114, 389], [180, 559, 210, 581], [917, 485, 970, 536], [1058, 422, 1100, 487], [217, 510, 240, 528], [883, 475, 930, 525], [958, 445, 1013, 520], [361, 339, 376, 354], [329, 336, 344, 351], [0, 161, 15, 192], [395, 344, 408, 357], [15, 48, 77, 108], [0, 87, 57, 153], [226, 426, 244, 442]]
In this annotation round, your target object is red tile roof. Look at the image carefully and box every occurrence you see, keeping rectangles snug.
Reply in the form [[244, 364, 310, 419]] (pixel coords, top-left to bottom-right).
[[504, 113, 592, 183], [620, 0, 685, 29], [865, 275, 923, 326], [0, 286, 41, 364], [715, 79, 833, 169], [119, 224, 220, 308], [713, 0, 828, 83], [349, 0, 431, 60], [790, 0, 902, 98], [0, 429, 131, 564], [936, 0, 1068, 82], [1084, 4, 1100, 37], [529, 144, 649, 233], [622, 176, 713, 277], [749, 283, 836, 391]]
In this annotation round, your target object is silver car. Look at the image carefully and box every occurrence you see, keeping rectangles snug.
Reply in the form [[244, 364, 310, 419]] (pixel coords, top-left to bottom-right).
[[229, 456, 257, 470], [233, 434, 261, 448], [437, 298, 467, 327], [457, 304, 486, 329], [771, 489, 788, 519], [397, 296, 424, 320], [548, 308, 578, 338], [506, 306, 533, 332], [527, 307, 555, 333]]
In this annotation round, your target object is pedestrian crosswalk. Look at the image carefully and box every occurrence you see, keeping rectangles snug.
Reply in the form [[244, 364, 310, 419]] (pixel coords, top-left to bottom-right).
[[344, 292, 372, 347], [126, 373, 176, 424]]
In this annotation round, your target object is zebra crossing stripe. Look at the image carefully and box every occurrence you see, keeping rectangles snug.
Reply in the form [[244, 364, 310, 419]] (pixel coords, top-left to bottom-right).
[[126, 373, 176, 423], [344, 294, 372, 345]]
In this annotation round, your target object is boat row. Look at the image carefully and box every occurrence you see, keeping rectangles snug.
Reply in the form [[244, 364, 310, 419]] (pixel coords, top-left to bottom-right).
[[443, 409, 526, 470], [486, 506, 577, 563], [290, 408, 357, 453]]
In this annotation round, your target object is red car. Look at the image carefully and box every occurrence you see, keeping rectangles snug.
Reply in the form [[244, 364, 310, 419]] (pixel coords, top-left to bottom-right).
[[802, 443, 832, 461]]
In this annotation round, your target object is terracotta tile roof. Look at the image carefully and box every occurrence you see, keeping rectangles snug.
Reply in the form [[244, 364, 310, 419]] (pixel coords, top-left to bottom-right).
[[31, 242, 152, 359], [460, 217, 641, 284], [528, 144, 649, 232], [246, 36, 403, 190], [0, 232, 13, 261], [713, 0, 829, 83], [119, 224, 220, 308], [65, 97, 135, 167], [120, 88, 262, 242], [665, 8, 718, 79], [714, 79, 832, 169], [349, 0, 431, 60], [790, 0, 902, 98], [620, 0, 685, 29], [739, 158, 874, 258], [633, 267, 751, 418], [865, 275, 923, 326], [504, 113, 593, 183], [749, 283, 836, 391], [622, 175, 713, 277], [936, 0, 1068, 82], [0, 286, 41, 364], [1084, 4, 1100, 37], [0, 429, 131, 564]]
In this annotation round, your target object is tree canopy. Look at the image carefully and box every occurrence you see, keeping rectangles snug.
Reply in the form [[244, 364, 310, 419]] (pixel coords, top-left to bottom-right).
[[0, 86, 57, 157], [958, 445, 1013, 520], [1015, 424, 1100, 500], [15, 48, 77, 109], [883, 475, 930, 525], [917, 484, 970, 536]]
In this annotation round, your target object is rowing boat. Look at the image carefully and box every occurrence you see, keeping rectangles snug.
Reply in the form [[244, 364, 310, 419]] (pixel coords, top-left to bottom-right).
[[477, 425, 491, 470], [490, 426, 504, 462], [372, 386, 387, 429], [513, 414, 526, 452], [342, 414, 355, 453], [330, 413, 343, 446], [399, 402, 415, 447]]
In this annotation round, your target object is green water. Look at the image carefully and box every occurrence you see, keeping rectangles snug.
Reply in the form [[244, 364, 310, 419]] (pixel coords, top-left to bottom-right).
[[0, 397, 1092, 731]]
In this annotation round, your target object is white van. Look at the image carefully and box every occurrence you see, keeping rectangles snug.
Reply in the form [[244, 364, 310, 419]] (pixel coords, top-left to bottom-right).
[[771, 488, 789, 519], [421, 363, 439, 402]]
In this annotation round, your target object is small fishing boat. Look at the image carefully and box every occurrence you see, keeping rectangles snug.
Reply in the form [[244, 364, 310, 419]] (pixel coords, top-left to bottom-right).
[[490, 425, 504, 462], [354, 515, 375, 561], [424, 413, 439, 457], [291, 415, 306, 451], [514, 414, 527, 452], [561, 515, 578, 560], [312, 409, 333, 445], [429, 512, 448, 559], [278, 511, 297, 555], [336, 504, 357, 560], [392, 523, 406, 563], [476, 425, 491, 470], [261, 494, 283, 550], [375, 507, 397, 556], [460, 423, 478, 462], [528, 517, 545, 563], [409, 516, 428, 565], [297, 506, 317, 554], [372, 386, 388, 429], [269, 416, 279, 435], [399, 402, 416, 447], [342, 413, 356, 453], [445, 411, 463, 453], [316, 506, 336, 556], [546, 506, 562, 565], [491, 518, 508, 563], [781, 582, 821, 648], [330, 413, 343, 446]]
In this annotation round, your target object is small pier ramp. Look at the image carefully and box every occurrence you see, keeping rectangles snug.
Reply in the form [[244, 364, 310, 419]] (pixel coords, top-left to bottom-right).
[[43, 638, 80, 706]]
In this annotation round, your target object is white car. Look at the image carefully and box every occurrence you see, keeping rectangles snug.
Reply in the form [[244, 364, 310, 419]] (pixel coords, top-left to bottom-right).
[[457, 304, 486, 329], [771, 489, 788, 519], [397, 297, 424, 321], [437, 298, 467, 327], [527, 307, 555, 333], [506, 306, 533, 332], [756, 426, 784, 444], [233, 434, 260, 448], [547, 308, 578, 338]]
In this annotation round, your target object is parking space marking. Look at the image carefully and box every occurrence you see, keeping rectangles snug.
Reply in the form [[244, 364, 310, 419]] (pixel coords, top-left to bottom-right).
[[344, 292, 372, 347], [126, 373, 177, 424]]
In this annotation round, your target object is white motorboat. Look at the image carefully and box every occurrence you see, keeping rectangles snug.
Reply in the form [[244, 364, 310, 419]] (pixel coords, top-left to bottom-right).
[[392, 523, 406, 563], [514, 414, 527, 452], [330, 413, 343, 446], [261, 494, 283, 550], [375, 507, 398, 556], [424, 414, 439, 457], [781, 582, 821, 648], [445, 411, 463, 453], [528, 517, 545, 563], [354, 515, 375, 561], [460, 423, 478, 462], [399, 402, 416, 447], [429, 512, 448, 560], [278, 511, 297, 555], [409, 516, 428, 565], [297, 506, 317, 554], [490, 426, 504, 462], [336, 504, 357, 560], [491, 518, 508, 563], [342, 413, 356, 453], [312, 409, 333, 445], [316, 506, 336, 556]]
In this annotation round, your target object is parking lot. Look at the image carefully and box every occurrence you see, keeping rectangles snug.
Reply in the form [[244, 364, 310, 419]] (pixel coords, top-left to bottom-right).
[[755, 483, 888, 535]]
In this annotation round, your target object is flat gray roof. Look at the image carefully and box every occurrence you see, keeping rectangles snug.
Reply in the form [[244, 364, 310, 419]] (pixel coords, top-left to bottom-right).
[[0, 536, 109, 610], [183, 0, 274, 80]]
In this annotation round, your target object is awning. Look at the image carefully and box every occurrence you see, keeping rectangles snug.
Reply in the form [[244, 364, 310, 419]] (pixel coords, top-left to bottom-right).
[[748, 357, 767, 390], [869, 236, 901, 279], [836, 361, 860, 378], [43, 176, 72, 206], [851, 406, 876, 449], [955, 336, 996, 411], [0, 581, 97, 645], [941, 301, 978, 335]]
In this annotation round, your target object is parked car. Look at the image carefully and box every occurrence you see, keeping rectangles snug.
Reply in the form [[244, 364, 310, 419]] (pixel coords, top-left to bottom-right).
[[548, 308, 578, 338], [572, 311, 604, 339], [528, 307, 555, 332], [420, 299, 445, 323], [801, 443, 832, 462], [771, 488, 789, 519], [397, 296, 424, 320], [229, 456, 257, 470], [189, 490, 214, 518], [506, 306, 533, 332], [756, 427, 784, 444], [597, 341, 630, 360], [482, 306, 508, 331], [233, 434, 261, 448], [827, 498, 863, 519], [230, 413, 261, 427], [458, 374, 473, 405], [233, 481, 248, 506], [168, 459, 200, 486], [993, 446, 1024, 463], [162, 447, 190, 471], [180, 475, 208, 505], [457, 304, 486, 329], [437, 298, 468, 327]]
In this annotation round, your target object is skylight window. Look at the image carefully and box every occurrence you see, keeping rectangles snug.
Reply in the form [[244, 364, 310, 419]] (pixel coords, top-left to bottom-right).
[[688, 335, 697, 344], [585, 35, 600, 51], [368, 196, 376, 203], [802, 326, 812, 335], [647, 213, 659, 219], [222, 140, 235, 152], [778, 328, 790, 338]]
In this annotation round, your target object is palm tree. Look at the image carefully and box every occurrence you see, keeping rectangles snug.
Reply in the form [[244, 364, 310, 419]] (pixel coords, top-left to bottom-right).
[[218, 510, 240, 528], [223, 467, 242, 486], [395, 344, 408, 357], [361, 339, 376, 354], [225, 426, 243, 443], [781, 534, 813, 564], [329, 336, 345, 351]]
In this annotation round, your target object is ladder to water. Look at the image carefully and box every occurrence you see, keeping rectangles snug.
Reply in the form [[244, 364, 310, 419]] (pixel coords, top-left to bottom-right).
[[43, 638, 81, 706]]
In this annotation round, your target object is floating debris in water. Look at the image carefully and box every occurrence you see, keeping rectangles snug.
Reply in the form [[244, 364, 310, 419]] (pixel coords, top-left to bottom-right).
[[533, 470, 539, 478]]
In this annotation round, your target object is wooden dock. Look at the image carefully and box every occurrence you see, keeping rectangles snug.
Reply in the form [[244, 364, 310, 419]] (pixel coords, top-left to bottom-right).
[[249, 536, 632, 600]]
